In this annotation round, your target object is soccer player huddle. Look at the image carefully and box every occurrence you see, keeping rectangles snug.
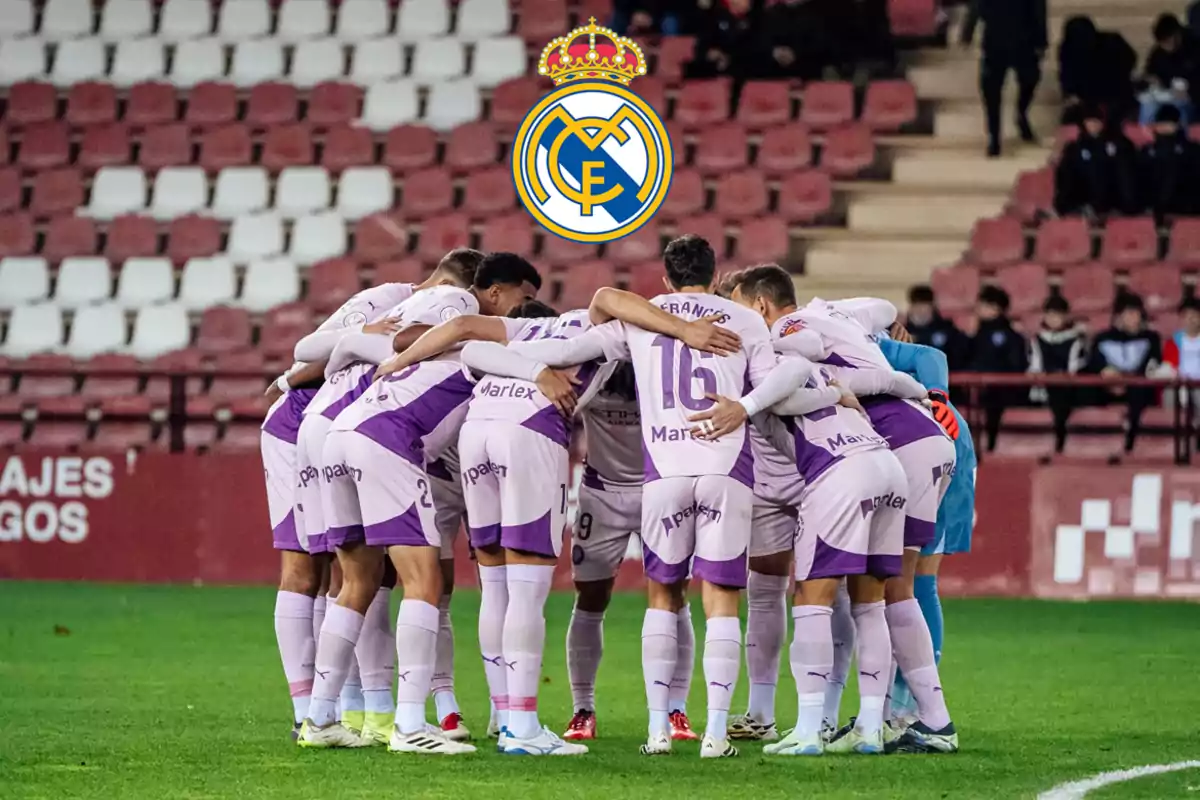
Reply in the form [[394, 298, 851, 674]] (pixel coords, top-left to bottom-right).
[[260, 234, 976, 759]]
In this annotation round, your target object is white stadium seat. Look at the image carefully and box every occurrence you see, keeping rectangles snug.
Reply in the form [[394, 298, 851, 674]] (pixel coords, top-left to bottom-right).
[[52, 38, 106, 85], [240, 258, 300, 312], [277, 0, 330, 41], [397, 0, 449, 41], [169, 38, 226, 87], [87, 167, 148, 220], [0, 0, 35, 39], [0, 39, 45, 82], [217, 0, 271, 41], [127, 303, 190, 359], [54, 258, 112, 308], [360, 80, 419, 131], [66, 302, 127, 358], [424, 81, 482, 131], [212, 168, 269, 220], [351, 39, 404, 83], [159, 0, 213, 42], [2, 303, 63, 357], [100, 0, 154, 41], [456, 0, 510, 40], [337, 167, 393, 220], [41, 0, 94, 40], [230, 39, 285, 87], [336, 0, 390, 40], [151, 168, 209, 221], [290, 212, 347, 265], [276, 167, 333, 218], [411, 38, 465, 82], [178, 256, 237, 311], [0, 257, 50, 309], [289, 39, 346, 88], [472, 37, 526, 87], [228, 212, 285, 261], [111, 39, 166, 87], [116, 258, 175, 308]]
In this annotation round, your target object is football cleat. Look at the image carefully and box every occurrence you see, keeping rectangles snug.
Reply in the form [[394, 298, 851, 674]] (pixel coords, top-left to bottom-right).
[[640, 731, 672, 756], [727, 714, 779, 741], [388, 726, 477, 755], [359, 712, 393, 746], [440, 712, 471, 742], [503, 726, 588, 756], [290, 722, 301, 742], [820, 722, 838, 744], [763, 728, 824, 757], [297, 719, 371, 749], [669, 710, 700, 741], [825, 726, 884, 755], [887, 721, 958, 754], [699, 735, 738, 759], [487, 711, 502, 738], [563, 709, 596, 741], [341, 709, 365, 736]]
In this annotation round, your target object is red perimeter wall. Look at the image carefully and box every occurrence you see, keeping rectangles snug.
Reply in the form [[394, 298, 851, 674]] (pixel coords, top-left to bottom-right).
[[2, 452, 1198, 600]]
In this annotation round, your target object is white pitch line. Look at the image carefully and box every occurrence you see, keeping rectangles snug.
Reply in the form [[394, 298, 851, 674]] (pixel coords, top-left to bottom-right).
[[1038, 760, 1200, 799]]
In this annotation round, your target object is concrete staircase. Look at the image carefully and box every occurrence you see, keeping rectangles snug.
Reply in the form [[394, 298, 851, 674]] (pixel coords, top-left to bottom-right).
[[794, 0, 1187, 304]]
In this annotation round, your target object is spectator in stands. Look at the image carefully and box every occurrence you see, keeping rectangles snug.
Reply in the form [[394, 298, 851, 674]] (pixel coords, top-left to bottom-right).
[[967, 285, 1029, 450], [966, 0, 1048, 157], [1163, 296, 1200, 379], [1086, 292, 1164, 453], [1136, 104, 1200, 220], [752, 0, 838, 80], [1054, 103, 1139, 218], [1028, 295, 1088, 452], [686, 0, 764, 80], [1058, 16, 1138, 125], [610, 0, 685, 36], [1139, 13, 1200, 126], [904, 284, 970, 371]]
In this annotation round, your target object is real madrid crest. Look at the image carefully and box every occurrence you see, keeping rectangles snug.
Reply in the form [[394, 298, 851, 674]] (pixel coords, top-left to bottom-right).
[[513, 18, 673, 244]]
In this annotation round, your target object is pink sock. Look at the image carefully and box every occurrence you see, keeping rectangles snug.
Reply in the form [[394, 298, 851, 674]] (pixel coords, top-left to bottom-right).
[[432, 594, 459, 721], [478, 565, 509, 728], [503, 563, 554, 740], [309, 603, 365, 727], [886, 599, 952, 730], [642, 608, 678, 737], [669, 604, 694, 714], [355, 588, 395, 715], [567, 607, 605, 713], [702, 616, 741, 739], [746, 572, 788, 723], [789, 604, 833, 739], [392, 599, 439, 735], [274, 591, 315, 725], [851, 601, 891, 735], [825, 584, 856, 727], [312, 594, 327, 649]]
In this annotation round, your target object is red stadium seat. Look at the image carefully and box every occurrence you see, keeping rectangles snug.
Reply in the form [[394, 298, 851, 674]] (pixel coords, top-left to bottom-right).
[[445, 122, 499, 171], [776, 170, 832, 222], [401, 168, 454, 217], [553, 260, 618, 310], [862, 80, 917, 130], [820, 124, 874, 177], [67, 81, 118, 127], [490, 78, 543, 130], [675, 79, 732, 128], [261, 124, 314, 171], [1126, 263, 1183, 314], [0, 130, 7, 167], [732, 217, 788, 264], [713, 171, 768, 218], [655, 36, 695, 84], [19, 355, 77, 400], [0, 167, 21, 214], [199, 124, 253, 170], [662, 169, 706, 218], [992, 261, 1048, 315], [1034, 217, 1091, 266], [1102, 216, 1158, 266], [625, 259, 665, 298], [196, 306, 253, 354], [1122, 122, 1152, 148], [126, 82, 179, 127], [208, 351, 268, 401], [415, 214, 471, 263], [757, 123, 813, 174], [43, 215, 97, 260], [307, 82, 363, 128], [139, 123, 193, 169], [1167, 218, 1200, 264], [637, 76, 668, 119], [968, 216, 1024, 266], [480, 213, 535, 257], [322, 124, 375, 172], [383, 124, 438, 172], [1011, 167, 1054, 222], [167, 215, 222, 263], [245, 82, 299, 127], [541, 233, 596, 265], [79, 124, 132, 169], [184, 82, 238, 127], [675, 214, 726, 256], [353, 212, 409, 262], [801, 81, 855, 130], [929, 264, 980, 314], [1060, 262, 1117, 312], [80, 354, 143, 411], [889, 0, 938, 36], [694, 123, 749, 172], [517, 0, 567, 40], [30, 169, 85, 218], [6, 81, 57, 126], [144, 350, 205, 402], [306, 258, 361, 313], [0, 214, 35, 258], [736, 81, 791, 128], [28, 422, 90, 451], [93, 423, 154, 450], [607, 225, 662, 265], [259, 303, 312, 360], [214, 423, 263, 452], [18, 122, 70, 169], [375, 259, 427, 285], [105, 215, 160, 261]]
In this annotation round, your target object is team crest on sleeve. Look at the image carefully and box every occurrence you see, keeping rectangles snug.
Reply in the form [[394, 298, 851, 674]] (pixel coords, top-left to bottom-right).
[[779, 318, 807, 338], [512, 19, 673, 244]]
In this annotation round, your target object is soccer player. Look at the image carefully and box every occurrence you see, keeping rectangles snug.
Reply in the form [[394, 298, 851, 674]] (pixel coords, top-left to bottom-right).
[[501, 236, 814, 758], [299, 254, 542, 752]]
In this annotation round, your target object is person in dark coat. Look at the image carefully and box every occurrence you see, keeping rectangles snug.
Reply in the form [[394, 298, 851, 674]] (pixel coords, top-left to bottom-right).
[[1136, 103, 1200, 220], [1028, 295, 1089, 452], [610, 0, 687, 35], [966, 286, 1029, 450], [1058, 15, 1138, 124], [750, 0, 832, 80], [904, 284, 971, 372], [685, 0, 764, 81], [1139, 13, 1200, 124], [1086, 292, 1165, 453], [1054, 104, 1139, 217], [966, 0, 1048, 157]]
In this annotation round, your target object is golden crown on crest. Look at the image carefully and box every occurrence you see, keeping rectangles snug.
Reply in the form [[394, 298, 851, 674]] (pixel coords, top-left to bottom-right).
[[538, 17, 648, 86]]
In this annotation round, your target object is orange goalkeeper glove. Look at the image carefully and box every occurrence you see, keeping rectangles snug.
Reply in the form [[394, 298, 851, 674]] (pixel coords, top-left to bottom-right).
[[928, 390, 959, 440]]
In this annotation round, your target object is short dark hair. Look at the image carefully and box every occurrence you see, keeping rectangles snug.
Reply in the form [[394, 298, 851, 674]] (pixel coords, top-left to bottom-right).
[[1180, 296, 1200, 313], [1043, 295, 1070, 314], [435, 248, 484, 287], [1154, 13, 1182, 42], [728, 264, 796, 308], [662, 234, 716, 290], [978, 285, 1011, 312], [1156, 103, 1182, 125], [908, 284, 935, 305], [1114, 291, 1145, 315], [507, 299, 559, 318], [474, 252, 542, 291]]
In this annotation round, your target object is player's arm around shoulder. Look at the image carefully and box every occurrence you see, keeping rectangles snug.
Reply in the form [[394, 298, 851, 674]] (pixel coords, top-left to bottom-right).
[[588, 287, 741, 355], [375, 315, 509, 380]]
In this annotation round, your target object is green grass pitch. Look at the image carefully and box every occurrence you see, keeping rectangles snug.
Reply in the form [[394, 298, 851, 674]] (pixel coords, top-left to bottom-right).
[[1, 582, 1198, 799]]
